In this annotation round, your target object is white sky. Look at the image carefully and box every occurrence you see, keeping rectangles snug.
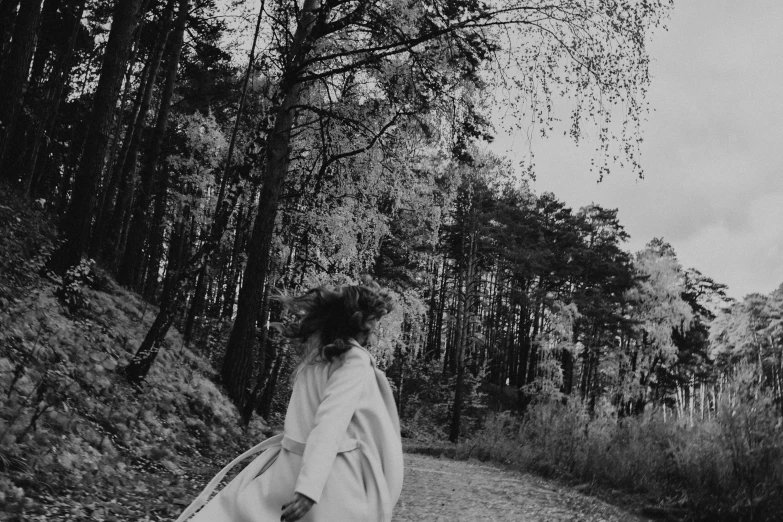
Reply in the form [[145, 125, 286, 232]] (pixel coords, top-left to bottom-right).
[[488, 1, 783, 300]]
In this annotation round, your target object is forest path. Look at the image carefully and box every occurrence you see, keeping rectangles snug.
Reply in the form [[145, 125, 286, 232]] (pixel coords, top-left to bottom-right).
[[393, 454, 649, 522]]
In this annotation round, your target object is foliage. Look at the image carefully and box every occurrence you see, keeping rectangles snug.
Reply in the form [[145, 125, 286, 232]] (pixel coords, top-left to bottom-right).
[[454, 387, 783, 522], [710, 287, 783, 372], [55, 257, 99, 313], [0, 182, 57, 305], [396, 358, 489, 442], [0, 263, 267, 520]]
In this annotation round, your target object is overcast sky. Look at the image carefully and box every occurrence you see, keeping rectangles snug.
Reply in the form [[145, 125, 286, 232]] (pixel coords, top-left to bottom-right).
[[488, 1, 783, 300]]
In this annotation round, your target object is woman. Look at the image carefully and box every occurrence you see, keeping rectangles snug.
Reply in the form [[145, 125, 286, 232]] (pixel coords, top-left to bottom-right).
[[176, 279, 404, 522]]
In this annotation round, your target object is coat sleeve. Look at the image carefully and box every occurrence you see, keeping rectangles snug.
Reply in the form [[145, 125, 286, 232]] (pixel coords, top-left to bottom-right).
[[294, 347, 370, 503]]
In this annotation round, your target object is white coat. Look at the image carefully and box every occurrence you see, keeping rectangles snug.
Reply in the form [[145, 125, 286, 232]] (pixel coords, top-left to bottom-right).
[[176, 341, 404, 522]]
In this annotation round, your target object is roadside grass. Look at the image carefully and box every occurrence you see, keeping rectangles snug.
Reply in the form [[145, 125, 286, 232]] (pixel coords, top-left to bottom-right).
[[417, 396, 783, 522]]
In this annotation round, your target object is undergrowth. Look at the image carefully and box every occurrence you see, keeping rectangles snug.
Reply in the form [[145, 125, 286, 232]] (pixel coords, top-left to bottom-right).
[[452, 392, 783, 522], [395, 358, 488, 442], [0, 184, 267, 521]]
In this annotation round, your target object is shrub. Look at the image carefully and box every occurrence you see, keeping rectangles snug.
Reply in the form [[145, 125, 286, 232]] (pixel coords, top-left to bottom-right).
[[55, 258, 97, 313], [396, 358, 488, 441], [454, 391, 783, 521], [0, 276, 267, 520]]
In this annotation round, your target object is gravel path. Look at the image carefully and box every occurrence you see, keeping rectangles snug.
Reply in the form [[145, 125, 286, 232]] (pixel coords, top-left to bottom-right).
[[393, 454, 649, 522]]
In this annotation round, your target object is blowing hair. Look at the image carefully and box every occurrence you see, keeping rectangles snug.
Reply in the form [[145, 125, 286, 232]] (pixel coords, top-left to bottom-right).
[[275, 277, 395, 370]]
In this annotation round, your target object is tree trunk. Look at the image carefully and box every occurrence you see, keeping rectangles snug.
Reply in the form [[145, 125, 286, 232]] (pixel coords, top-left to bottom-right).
[[123, 206, 189, 384], [220, 0, 322, 409], [433, 264, 448, 360], [141, 162, 171, 299], [4, 0, 59, 186], [0, 0, 21, 62], [221, 205, 246, 318], [46, 0, 144, 274], [0, 0, 42, 182], [396, 343, 405, 418], [25, 0, 58, 96], [516, 299, 530, 386], [259, 351, 285, 419], [424, 257, 441, 360], [561, 321, 578, 395], [525, 294, 544, 385], [24, 0, 87, 196], [183, 259, 208, 346], [449, 229, 476, 443], [214, 0, 266, 212], [98, 0, 173, 260], [117, 0, 186, 288], [92, 0, 152, 251], [241, 280, 274, 425]]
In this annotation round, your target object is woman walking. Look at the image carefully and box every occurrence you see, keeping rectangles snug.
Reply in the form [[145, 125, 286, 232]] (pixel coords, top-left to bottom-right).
[[176, 279, 404, 522]]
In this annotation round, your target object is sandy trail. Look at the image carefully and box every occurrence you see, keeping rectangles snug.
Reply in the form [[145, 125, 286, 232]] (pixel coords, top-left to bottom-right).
[[393, 454, 648, 522]]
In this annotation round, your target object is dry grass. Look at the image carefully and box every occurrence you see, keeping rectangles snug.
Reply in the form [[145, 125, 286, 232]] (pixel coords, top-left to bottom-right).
[[451, 396, 783, 521]]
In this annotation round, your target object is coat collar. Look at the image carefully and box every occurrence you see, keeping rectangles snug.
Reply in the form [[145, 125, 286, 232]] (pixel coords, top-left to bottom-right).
[[347, 338, 378, 368]]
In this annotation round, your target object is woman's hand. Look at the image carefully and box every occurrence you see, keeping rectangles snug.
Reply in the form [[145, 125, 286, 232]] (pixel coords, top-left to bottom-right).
[[281, 492, 315, 522]]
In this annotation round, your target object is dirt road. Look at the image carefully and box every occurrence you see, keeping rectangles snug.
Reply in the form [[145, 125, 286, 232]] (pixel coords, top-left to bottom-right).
[[393, 454, 648, 522]]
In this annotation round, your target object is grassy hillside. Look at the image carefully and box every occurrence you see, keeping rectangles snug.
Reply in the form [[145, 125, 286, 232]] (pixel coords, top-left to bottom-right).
[[0, 184, 266, 521]]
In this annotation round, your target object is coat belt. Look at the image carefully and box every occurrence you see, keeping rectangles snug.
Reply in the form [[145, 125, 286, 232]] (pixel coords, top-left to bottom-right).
[[281, 434, 359, 455], [281, 434, 391, 521]]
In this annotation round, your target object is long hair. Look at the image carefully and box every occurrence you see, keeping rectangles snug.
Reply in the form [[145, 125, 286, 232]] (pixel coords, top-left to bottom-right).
[[275, 277, 395, 371]]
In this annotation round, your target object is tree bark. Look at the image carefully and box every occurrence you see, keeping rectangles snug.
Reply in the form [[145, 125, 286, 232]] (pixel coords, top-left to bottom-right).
[[0, 0, 42, 182], [220, 0, 322, 408], [46, 0, 144, 273], [123, 204, 189, 384], [183, 258, 208, 346]]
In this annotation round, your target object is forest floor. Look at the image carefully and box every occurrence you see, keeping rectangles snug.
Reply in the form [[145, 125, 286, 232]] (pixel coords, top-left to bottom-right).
[[5, 450, 654, 521], [394, 453, 650, 522]]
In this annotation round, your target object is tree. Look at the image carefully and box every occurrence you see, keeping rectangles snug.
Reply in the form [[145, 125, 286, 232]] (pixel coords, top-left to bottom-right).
[[220, 0, 672, 410], [47, 0, 146, 273], [97, 0, 176, 261], [22, 0, 89, 196], [620, 240, 692, 413], [444, 161, 498, 442], [220, 0, 323, 406], [120, 0, 266, 384], [117, 0, 189, 289]]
